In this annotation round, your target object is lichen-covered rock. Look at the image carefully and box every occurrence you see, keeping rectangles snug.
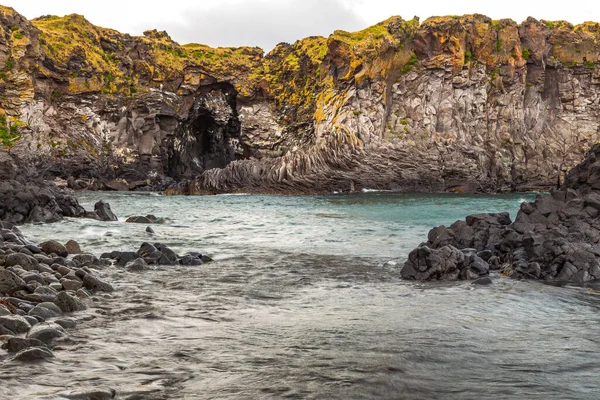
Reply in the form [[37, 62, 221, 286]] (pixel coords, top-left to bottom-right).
[[2, 6, 600, 195]]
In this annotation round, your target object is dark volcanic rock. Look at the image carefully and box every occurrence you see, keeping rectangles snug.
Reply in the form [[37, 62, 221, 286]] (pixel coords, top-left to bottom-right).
[[0, 269, 27, 294], [64, 240, 82, 254], [401, 144, 600, 283], [3, 337, 46, 353], [0, 180, 86, 224], [101, 243, 212, 268], [92, 200, 118, 221], [11, 346, 55, 362], [104, 179, 130, 191], [40, 240, 69, 257], [125, 215, 163, 224]]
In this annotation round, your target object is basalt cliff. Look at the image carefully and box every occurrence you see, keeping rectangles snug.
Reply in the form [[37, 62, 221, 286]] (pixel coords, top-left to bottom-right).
[[1, 6, 600, 193]]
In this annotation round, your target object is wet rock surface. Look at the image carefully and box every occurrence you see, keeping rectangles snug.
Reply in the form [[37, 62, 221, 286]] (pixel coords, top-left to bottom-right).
[[125, 214, 164, 224], [402, 144, 600, 283], [1, 213, 213, 368], [101, 242, 211, 268], [0, 180, 86, 224], [0, 179, 118, 226], [0, 228, 106, 362]]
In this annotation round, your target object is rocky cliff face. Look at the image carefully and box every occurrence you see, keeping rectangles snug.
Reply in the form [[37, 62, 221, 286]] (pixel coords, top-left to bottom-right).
[[1, 7, 599, 193]]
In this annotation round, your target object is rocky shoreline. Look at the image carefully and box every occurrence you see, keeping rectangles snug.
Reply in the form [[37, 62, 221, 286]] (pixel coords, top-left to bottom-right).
[[401, 144, 600, 284], [3, 142, 600, 365], [0, 182, 212, 365]]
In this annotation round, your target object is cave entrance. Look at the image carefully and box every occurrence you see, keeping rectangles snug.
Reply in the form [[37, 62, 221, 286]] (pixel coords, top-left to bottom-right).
[[191, 110, 218, 166], [166, 83, 242, 180]]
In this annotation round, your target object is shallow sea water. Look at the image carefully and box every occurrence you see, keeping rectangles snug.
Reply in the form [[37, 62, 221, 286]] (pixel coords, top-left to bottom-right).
[[2, 191, 599, 399]]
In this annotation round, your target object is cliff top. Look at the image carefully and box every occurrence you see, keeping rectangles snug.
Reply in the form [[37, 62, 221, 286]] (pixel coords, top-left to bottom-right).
[[1, 5, 600, 147]]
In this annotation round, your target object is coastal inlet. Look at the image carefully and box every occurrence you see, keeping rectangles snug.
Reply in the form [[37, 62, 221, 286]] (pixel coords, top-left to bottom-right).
[[2, 191, 599, 399]]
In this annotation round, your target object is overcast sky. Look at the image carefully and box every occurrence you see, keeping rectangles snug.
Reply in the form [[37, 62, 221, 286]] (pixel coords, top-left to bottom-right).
[[3, 0, 599, 50]]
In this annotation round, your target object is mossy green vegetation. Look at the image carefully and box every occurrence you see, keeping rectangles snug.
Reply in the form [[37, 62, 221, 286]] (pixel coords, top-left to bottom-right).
[[0, 114, 22, 148], [401, 53, 418, 74], [1, 8, 594, 144], [464, 51, 472, 63]]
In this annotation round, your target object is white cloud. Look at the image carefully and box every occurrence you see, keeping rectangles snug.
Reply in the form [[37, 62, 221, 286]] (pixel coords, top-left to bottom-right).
[[144, 0, 366, 50], [3, 0, 600, 51]]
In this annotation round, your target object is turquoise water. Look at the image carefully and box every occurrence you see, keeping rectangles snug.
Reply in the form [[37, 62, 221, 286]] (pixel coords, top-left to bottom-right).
[[23, 191, 532, 259], [7, 191, 600, 399]]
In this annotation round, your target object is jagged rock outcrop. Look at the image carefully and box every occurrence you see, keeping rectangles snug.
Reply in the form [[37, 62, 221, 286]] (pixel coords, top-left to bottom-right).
[[1, 7, 600, 193], [402, 144, 600, 283], [0, 179, 85, 223]]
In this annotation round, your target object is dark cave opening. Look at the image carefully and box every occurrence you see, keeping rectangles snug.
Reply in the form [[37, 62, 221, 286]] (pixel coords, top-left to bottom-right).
[[166, 83, 243, 179]]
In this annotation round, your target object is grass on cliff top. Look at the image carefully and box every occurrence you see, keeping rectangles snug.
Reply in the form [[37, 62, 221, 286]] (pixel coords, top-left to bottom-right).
[[182, 44, 264, 74], [0, 5, 16, 16], [330, 16, 403, 51], [33, 14, 120, 70], [293, 36, 328, 64]]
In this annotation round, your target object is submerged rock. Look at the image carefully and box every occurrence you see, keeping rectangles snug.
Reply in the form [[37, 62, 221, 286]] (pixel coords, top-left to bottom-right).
[[27, 322, 68, 344], [401, 245, 489, 281], [11, 346, 54, 362], [126, 215, 164, 224], [125, 258, 149, 272], [3, 337, 46, 353]]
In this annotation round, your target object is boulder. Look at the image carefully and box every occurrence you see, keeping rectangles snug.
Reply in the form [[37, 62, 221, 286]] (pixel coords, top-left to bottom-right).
[[126, 215, 161, 224], [82, 274, 114, 292], [93, 200, 118, 221], [40, 240, 69, 257], [104, 179, 130, 191], [11, 346, 54, 362], [3, 337, 46, 353], [29, 304, 61, 319], [125, 258, 149, 272], [401, 144, 600, 282], [4, 252, 39, 270], [64, 240, 82, 254], [27, 322, 68, 344], [0, 269, 27, 293], [0, 315, 32, 333], [54, 291, 87, 312]]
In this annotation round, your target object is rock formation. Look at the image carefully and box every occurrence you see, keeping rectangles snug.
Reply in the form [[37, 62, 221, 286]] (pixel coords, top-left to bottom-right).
[[401, 144, 600, 283], [1, 7, 600, 193]]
